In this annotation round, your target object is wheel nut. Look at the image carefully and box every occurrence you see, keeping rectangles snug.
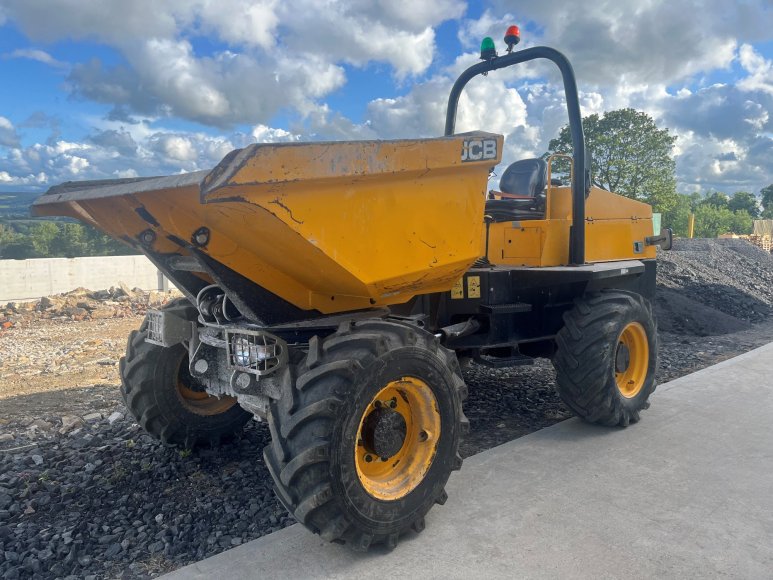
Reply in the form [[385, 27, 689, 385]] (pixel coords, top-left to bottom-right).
[[389, 398, 397, 409], [419, 430, 428, 442], [365, 454, 373, 463], [380, 457, 388, 462]]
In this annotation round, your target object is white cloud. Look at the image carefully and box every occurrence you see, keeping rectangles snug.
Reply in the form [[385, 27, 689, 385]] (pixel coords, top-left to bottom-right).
[[2, 0, 461, 126], [4, 48, 68, 69], [738, 44, 773, 96], [0, 116, 21, 148], [251, 125, 300, 143], [0, 120, 303, 187], [1, 1, 772, 196]]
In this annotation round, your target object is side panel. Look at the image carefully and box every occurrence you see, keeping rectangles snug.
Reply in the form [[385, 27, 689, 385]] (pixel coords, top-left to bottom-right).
[[487, 186, 657, 267]]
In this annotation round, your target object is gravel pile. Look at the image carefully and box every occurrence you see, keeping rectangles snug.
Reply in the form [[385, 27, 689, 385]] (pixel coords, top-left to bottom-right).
[[655, 238, 773, 335], [0, 414, 288, 579], [1, 237, 772, 579]]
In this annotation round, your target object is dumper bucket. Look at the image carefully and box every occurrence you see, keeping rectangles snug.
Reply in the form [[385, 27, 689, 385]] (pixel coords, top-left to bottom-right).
[[33, 132, 502, 321]]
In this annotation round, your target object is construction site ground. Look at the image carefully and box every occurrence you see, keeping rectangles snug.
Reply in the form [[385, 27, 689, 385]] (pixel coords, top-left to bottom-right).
[[1, 237, 773, 578], [165, 341, 773, 580]]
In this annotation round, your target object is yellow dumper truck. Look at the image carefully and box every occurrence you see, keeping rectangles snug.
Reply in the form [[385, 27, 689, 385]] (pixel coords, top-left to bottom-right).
[[34, 28, 670, 551]]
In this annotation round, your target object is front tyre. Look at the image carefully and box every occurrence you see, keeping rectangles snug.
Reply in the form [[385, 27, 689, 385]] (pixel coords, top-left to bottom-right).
[[552, 290, 658, 427], [119, 300, 252, 448], [263, 320, 468, 551]]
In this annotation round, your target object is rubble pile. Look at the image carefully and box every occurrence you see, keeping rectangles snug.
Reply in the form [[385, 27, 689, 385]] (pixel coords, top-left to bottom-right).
[[1, 285, 179, 329]]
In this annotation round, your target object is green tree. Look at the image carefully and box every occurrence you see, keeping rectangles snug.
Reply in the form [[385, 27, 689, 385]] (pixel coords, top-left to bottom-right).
[[728, 191, 759, 218], [661, 193, 693, 237], [693, 204, 753, 237], [546, 108, 678, 213], [693, 204, 732, 237], [700, 191, 730, 209], [761, 184, 773, 211], [28, 222, 59, 255], [730, 209, 753, 235], [51, 223, 89, 257]]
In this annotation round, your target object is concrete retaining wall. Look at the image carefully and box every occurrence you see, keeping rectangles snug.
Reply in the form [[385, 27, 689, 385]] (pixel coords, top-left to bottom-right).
[[0, 256, 170, 301]]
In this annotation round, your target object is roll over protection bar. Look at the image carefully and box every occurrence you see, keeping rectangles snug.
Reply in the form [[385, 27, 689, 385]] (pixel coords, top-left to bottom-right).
[[445, 46, 588, 265]]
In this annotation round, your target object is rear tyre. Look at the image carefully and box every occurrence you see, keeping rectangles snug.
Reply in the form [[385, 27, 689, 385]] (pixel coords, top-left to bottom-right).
[[263, 319, 468, 551], [552, 290, 657, 427], [119, 299, 251, 448]]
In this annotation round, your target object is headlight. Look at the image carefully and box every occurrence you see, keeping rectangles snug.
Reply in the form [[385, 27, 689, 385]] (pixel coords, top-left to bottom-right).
[[233, 336, 253, 367], [227, 331, 286, 375]]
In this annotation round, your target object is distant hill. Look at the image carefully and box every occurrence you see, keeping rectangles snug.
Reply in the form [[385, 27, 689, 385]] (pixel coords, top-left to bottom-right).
[[0, 191, 41, 218]]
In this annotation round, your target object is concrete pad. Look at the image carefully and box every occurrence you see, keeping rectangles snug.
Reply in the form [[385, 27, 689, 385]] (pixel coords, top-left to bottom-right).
[[165, 343, 773, 579]]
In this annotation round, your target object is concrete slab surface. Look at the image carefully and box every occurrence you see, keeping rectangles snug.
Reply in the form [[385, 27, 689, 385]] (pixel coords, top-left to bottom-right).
[[165, 342, 773, 579]]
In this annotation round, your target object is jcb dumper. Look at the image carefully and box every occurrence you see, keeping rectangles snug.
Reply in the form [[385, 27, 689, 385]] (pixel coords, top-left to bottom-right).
[[34, 29, 670, 551]]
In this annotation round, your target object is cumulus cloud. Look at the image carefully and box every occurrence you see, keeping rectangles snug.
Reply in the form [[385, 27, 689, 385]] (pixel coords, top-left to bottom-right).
[[2, 0, 461, 126], [0, 117, 21, 148], [0, 117, 307, 188], [1, 1, 772, 196]]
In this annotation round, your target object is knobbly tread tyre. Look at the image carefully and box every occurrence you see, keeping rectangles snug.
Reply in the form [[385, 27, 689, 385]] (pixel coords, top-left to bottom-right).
[[552, 290, 658, 427], [119, 299, 251, 448], [263, 319, 468, 551]]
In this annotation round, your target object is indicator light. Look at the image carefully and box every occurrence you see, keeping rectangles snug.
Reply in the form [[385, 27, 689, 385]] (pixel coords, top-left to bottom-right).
[[505, 25, 520, 52], [480, 36, 497, 60]]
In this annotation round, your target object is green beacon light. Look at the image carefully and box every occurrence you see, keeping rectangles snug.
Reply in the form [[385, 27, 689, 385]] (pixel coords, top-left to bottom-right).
[[480, 36, 497, 61]]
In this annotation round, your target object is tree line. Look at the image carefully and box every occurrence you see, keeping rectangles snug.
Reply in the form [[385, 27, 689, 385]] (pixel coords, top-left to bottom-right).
[[0, 220, 138, 259]]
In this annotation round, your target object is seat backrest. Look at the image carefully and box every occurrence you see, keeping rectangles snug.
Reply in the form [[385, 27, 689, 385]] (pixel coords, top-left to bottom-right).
[[499, 158, 548, 197]]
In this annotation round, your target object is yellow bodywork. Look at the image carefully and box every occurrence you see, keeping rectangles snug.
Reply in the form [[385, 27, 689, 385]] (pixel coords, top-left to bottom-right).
[[33, 132, 503, 313], [487, 185, 656, 266], [34, 131, 656, 314]]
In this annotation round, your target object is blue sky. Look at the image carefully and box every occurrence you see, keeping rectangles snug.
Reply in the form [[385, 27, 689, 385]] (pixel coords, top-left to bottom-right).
[[0, 0, 771, 196]]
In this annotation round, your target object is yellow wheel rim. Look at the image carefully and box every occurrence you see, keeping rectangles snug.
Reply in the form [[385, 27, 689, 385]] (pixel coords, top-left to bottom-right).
[[615, 322, 649, 398], [176, 357, 237, 416], [355, 377, 441, 501]]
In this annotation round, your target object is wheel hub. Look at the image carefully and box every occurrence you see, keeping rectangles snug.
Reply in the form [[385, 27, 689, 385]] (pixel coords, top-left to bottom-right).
[[614, 322, 649, 398], [361, 405, 407, 459], [354, 377, 441, 501]]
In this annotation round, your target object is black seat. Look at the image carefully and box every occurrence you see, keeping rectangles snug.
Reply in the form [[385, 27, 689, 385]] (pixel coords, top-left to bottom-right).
[[500, 158, 548, 197], [485, 158, 548, 222]]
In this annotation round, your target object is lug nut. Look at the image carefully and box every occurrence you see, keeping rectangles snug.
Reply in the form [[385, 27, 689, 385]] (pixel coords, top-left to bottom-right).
[[365, 454, 373, 463], [419, 430, 428, 442], [389, 398, 397, 409]]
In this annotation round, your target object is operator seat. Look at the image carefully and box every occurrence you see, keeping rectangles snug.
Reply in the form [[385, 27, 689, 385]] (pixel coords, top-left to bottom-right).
[[485, 158, 548, 222]]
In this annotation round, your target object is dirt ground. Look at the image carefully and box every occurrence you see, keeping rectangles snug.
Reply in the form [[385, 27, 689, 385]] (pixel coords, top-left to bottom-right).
[[0, 316, 142, 423]]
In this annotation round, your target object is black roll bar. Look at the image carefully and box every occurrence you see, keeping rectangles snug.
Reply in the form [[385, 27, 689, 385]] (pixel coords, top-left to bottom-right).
[[445, 47, 587, 265]]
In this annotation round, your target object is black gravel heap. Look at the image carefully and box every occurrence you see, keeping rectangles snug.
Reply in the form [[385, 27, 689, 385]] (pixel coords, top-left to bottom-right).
[[656, 238, 773, 334], [0, 417, 290, 579]]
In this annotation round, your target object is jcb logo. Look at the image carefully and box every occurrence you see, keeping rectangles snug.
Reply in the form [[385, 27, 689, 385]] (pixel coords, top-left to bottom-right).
[[461, 138, 497, 162]]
